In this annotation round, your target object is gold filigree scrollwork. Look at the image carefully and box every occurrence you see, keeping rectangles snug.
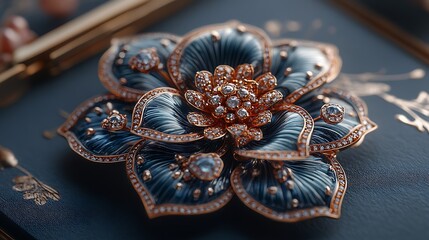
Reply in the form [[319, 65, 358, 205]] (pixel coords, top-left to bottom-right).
[[333, 69, 429, 133], [383, 92, 429, 133], [0, 145, 60, 205]]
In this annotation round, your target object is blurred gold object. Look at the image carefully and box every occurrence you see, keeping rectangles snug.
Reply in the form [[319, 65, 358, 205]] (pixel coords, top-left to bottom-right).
[[0, 145, 60, 205], [0, 145, 18, 168], [0, 0, 190, 106], [334, 69, 429, 133]]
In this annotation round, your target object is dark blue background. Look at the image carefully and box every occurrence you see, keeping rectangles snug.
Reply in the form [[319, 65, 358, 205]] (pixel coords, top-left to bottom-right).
[[0, 0, 428, 239]]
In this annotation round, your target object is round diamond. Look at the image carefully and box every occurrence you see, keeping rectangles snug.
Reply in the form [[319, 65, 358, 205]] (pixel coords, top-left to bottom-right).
[[320, 103, 345, 124], [198, 158, 215, 173], [327, 105, 342, 115], [109, 114, 122, 123], [129, 48, 160, 73], [221, 83, 236, 95], [101, 111, 127, 131], [236, 108, 249, 120], [237, 88, 249, 99], [226, 96, 241, 109], [214, 106, 226, 117], [188, 153, 224, 181], [208, 95, 222, 106]]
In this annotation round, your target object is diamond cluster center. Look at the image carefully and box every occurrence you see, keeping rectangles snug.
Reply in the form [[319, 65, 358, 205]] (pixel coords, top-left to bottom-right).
[[184, 64, 283, 146]]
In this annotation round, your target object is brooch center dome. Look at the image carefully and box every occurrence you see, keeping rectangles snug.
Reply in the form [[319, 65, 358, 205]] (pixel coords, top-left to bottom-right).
[[184, 64, 283, 147]]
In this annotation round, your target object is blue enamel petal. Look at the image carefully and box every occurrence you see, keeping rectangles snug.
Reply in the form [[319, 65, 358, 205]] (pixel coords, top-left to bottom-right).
[[99, 33, 180, 101], [246, 112, 303, 151], [58, 94, 141, 163], [232, 154, 346, 222], [294, 88, 377, 153], [270, 40, 341, 102], [126, 139, 234, 218], [168, 22, 271, 91], [235, 107, 312, 161], [130, 88, 204, 141]]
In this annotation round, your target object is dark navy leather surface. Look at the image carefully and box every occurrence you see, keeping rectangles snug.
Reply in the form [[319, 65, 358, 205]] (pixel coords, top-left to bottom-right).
[[0, 0, 428, 239]]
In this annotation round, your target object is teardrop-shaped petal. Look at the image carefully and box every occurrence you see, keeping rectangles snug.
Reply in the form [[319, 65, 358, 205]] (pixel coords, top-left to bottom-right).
[[213, 65, 235, 88], [255, 72, 277, 94], [58, 94, 141, 163], [194, 71, 214, 93], [231, 154, 346, 222], [270, 39, 341, 103], [290, 88, 377, 153], [184, 90, 208, 111], [204, 126, 227, 140], [126, 139, 234, 218], [251, 110, 273, 127], [256, 90, 283, 112], [235, 63, 254, 81], [168, 22, 271, 91], [235, 105, 314, 161], [99, 33, 180, 101], [131, 88, 204, 142], [187, 112, 216, 127]]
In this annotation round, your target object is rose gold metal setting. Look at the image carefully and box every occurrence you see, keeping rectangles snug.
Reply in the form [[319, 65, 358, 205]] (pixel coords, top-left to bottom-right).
[[309, 88, 378, 153], [101, 110, 128, 131], [184, 90, 207, 111], [130, 87, 204, 143], [128, 48, 160, 73], [235, 63, 254, 81], [231, 154, 346, 222], [251, 110, 273, 127], [167, 22, 272, 92], [126, 140, 234, 218], [235, 104, 314, 161], [310, 123, 376, 153], [98, 33, 181, 101], [317, 103, 345, 124], [57, 94, 130, 163], [183, 64, 283, 145], [204, 127, 227, 140], [255, 72, 277, 94], [272, 40, 342, 104], [226, 124, 263, 147], [187, 112, 216, 127]]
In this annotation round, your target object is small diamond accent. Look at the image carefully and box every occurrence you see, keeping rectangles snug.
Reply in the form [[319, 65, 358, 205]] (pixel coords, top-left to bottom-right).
[[221, 83, 236, 95], [236, 108, 249, 120], [128, 48, 160, 73], [320, 103, 345, 124], [101, 110, 127, 131], [226, 96, 241, 109]]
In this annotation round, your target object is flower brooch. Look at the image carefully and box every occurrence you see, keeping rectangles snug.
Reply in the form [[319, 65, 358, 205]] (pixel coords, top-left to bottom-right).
[[58, 22, 377, 222]]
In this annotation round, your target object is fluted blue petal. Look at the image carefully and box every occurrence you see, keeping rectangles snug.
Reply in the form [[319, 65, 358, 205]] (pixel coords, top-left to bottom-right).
[[270, 40, 340, 100], [134, 90, 202, 135], [232, 154, 345, 222], [241, 111, 304, 154], [127, 139, 234, 218], [99, 33, 180, 100], [169, 23, 270, 91], [58, 95, 141, 163], [294, 88, 376, 152]]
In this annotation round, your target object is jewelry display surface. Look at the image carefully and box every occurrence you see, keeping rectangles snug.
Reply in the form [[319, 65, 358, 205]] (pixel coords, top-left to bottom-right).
[[0, 0, 428, 239]]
